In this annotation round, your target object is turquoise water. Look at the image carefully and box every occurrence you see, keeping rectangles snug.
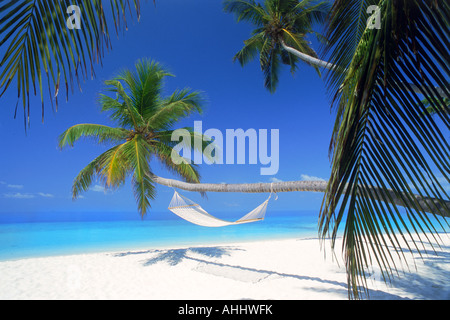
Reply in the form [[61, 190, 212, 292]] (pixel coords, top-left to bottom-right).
[[0, 210, 321, 261]]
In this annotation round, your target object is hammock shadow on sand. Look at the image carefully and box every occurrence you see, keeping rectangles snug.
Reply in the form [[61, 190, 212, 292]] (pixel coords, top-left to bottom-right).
[[113, 246, 414, 299], [125, 246, 348, 288]]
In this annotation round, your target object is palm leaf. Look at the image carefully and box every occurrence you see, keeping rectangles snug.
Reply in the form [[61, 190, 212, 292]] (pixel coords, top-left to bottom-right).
[[114, 59, 174, 121], [156, 128, 215, 157], [223, 0, 267, 25], [0, 0, 147, 127], [132, 172, 155, 218], [321, 0, 379, 96], [233, 31, 266, 66], [148, 89, 205, 130], [260, 40, 281, 93], [58, 123, 129, 148], [71, 143, 128, 199], [103, 78, 145, 129], [153, 140, 202, 184], [98, 93, 135, 128], [320, 0, 450, 299], [290, 0, 330, 28], [122, 134, 154, 216], [101, 142, 129, 188]]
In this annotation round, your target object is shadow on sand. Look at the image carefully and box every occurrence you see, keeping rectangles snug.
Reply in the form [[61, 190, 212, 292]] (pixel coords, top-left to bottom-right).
[[111, 244, 449, 299]]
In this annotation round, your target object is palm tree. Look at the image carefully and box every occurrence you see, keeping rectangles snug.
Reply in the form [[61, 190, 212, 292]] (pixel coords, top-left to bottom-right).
[[224, 0, 449, 99], [319, 0, 450, 298], [58, 59, 210, 217], [222, 0, 449, 299], [223, 0, 332, 93], [0, 0, 152, 127]]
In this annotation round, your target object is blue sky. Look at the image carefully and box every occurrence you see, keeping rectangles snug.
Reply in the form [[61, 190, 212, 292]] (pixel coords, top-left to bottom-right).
[[0, 0, 336, 217]]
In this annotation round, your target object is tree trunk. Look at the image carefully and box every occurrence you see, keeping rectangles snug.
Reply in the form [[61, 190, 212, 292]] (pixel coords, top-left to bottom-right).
[[281, 41, 336, 70], [150, 175, 450, 218], [281, 41, 449, 99]]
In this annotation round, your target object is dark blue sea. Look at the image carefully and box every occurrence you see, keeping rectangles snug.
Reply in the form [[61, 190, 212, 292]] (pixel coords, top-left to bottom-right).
[[0, 210, 323, 261]]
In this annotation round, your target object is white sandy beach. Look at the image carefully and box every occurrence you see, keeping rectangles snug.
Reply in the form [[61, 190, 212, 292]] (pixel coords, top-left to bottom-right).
[[0, 235, 449, 300]]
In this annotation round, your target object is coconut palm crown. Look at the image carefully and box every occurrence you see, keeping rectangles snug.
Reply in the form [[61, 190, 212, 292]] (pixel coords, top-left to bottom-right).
[[224, 0, 331, 93], [58, 59, 209, 217]]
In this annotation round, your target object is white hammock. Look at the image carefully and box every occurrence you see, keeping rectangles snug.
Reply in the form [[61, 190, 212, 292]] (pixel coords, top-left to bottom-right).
[[168, 190, 273, 227]]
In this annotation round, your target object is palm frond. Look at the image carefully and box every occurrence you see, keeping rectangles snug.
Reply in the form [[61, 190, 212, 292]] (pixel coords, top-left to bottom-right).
[[223, 0, 267, 26], [280, 48, 299, 74], [153, 140, 202, 184], [233, 32, 266, 66], [321, 0, 379, 95], [0, 0, 147, 126], [102, 78, 145, 129], [100, 142, 130, 188], [58, 123, 129, 148], [71, 143, 128, 199], [148, 89, 205, 130], [260, 40, 281, 93], [115, 59, 174, 121], [156, 128, 215, 157], [291, 0, 330, 28], [132, 172, 155, 218], [122, 134, 154, 216], [98, 93, 134, 128], [320, 0, 450, 299]]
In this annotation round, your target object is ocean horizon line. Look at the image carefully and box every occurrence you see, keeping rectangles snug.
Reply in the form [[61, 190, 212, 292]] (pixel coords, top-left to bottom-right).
[[0, 209, 321, 224], [0, 210, 322, 262]]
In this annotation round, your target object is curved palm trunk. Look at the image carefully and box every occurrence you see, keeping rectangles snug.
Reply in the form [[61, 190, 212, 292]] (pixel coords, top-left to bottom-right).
[[150, 175, 450, 218], [281, 41, 449, 99], [152, 174, 328, 193], [281, 41, 336, 70]]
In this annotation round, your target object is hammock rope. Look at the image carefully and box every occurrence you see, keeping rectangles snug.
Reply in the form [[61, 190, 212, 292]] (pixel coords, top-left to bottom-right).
[[168, 190, 275, 227]]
